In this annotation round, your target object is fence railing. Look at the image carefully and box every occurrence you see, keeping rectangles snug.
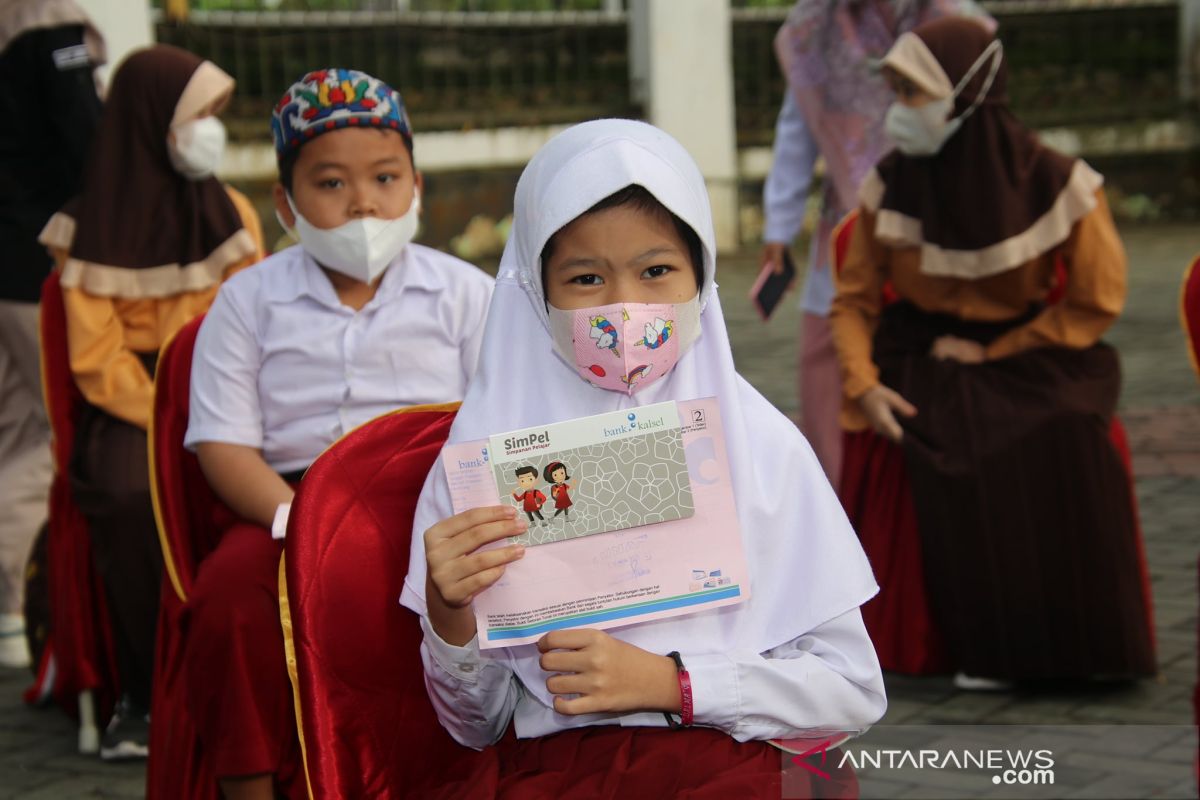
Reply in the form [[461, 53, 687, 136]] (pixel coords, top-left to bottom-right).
[[154, 0, 1186, 146], [158, 10, 635, 136], [733, 0, 1182, 146]]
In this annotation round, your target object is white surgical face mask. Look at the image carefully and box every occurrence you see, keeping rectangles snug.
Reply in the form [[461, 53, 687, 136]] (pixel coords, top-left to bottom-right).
[[885, 39, 1004, 157], [280, 190, 421, 284], [168, 116, 226, 180]]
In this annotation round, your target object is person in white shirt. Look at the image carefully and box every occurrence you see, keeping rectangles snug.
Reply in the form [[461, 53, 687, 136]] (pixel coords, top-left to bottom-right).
[[181, 69, 492, 800], [401, 120, 885, 797], [762, 0, 991, 490]]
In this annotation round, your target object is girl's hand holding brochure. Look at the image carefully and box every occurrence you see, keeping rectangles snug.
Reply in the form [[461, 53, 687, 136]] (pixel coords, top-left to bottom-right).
[[537, 629, 681, 716], [424, 505, 527, 646], [425, 504, 683, 717]]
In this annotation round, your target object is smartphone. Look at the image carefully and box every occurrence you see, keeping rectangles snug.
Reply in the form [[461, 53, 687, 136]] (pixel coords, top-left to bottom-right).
[[749, 248, 797, 321]]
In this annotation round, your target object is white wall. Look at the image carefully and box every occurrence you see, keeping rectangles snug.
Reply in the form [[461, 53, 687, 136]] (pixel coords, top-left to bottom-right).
[[74, 0, 154, 88]]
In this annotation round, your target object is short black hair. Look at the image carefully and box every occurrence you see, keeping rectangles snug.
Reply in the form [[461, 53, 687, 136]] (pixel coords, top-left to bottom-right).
[[278, 129, 414, 194], [539, 184, 705, 293], [515, 465, 538, 479]]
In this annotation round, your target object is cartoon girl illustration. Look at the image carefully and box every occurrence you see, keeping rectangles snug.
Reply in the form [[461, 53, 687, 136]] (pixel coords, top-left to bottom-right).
[[543, 461, 574, 519]]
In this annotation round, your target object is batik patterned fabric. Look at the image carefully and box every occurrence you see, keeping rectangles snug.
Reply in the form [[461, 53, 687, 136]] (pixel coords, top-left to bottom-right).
[[270, 68, 412, 162]]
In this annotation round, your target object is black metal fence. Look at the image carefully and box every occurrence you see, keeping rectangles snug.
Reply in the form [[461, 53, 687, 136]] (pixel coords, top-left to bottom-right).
[[158, 10, 634, 136], [155, 0, 1185, 145]]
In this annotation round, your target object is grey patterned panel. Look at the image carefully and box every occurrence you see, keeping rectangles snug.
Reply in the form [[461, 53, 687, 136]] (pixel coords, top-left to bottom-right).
[[494, 428, 694, 546]]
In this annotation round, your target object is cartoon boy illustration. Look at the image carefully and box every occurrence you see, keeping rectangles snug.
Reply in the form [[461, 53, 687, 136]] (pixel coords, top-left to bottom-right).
[[543, 461, 573, 520], [512, 465, 546, 524]]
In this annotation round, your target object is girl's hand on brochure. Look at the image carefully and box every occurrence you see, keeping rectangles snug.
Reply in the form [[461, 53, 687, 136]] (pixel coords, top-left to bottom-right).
[[537, 629, 681, 715], [425, 505, 527, 646]]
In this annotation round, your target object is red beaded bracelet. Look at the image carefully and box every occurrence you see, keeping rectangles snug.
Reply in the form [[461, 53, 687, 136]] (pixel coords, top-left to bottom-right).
[[663, 651, 693, 729]]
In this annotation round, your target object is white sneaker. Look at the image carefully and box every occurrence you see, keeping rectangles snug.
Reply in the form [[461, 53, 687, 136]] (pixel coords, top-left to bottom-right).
[[0, 614, 30, 669], [953, 671, 1014, 692]]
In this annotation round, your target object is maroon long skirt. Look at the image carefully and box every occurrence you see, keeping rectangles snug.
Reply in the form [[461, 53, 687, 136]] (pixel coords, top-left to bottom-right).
[[183, 522, 304, 797], [873, 302, 1154, 680]]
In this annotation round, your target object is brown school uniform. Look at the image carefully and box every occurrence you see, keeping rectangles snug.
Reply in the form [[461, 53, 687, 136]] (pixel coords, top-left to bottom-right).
[[830, 17, 1154, 681]]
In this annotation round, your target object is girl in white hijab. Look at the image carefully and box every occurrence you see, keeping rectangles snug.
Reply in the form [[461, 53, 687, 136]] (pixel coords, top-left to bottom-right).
[[402, 120, 884, 796]]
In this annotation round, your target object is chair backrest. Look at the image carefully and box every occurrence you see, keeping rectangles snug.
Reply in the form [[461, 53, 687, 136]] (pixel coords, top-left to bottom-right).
[[282, 403, 495, 799], [830, 209, 899, 306], [830, 208, 859, 279], [1183, 254, 1200, 383], [149, 313, 228, 603], [39, 271, 83, 477], [36, 271, 118, 717], [147, 313, 227, 800]]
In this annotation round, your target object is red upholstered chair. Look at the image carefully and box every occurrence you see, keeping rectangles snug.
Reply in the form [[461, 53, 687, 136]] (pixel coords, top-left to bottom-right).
[[1183, 254, 1200, 382], [146, 312, 227, 800], [1183, 258, 1200, 770], [280, 403, 498, 799], [30, 270, 117, 752], [831, 210, 1151, 674]]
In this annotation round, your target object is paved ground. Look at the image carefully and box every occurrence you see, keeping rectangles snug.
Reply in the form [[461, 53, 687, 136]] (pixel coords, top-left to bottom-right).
[[0, 223, 1196, 798]]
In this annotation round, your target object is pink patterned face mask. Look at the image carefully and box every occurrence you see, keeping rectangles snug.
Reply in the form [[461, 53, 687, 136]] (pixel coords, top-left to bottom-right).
[[547, 299, 701, 395]]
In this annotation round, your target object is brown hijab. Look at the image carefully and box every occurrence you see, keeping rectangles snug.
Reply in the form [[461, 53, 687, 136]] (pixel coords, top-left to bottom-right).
[[860, 17, 1101, 280], [43, 44, 254, 298]]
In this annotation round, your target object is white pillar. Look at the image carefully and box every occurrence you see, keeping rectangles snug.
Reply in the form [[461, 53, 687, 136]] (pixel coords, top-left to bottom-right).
[[1181, 0, 1200, 107], [73, 0, 154, 89], [629, 0, 739, 253]]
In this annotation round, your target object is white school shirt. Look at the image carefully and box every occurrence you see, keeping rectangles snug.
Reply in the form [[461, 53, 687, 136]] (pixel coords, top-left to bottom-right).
[[762, 90, 836, 317], [417, 607, 886, 749], [185, 243, 493, 472]]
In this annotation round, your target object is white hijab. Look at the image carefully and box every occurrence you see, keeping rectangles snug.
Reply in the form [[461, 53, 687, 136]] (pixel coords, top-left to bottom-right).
[[402, 119, 877, 710]]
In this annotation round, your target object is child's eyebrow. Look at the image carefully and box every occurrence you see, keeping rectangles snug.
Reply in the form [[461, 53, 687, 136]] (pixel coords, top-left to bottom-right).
[[556, 257, 605, 270], [630, 246, 680, 264]]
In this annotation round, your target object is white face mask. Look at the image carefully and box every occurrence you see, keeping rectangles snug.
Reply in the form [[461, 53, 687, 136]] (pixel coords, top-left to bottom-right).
[[167, 116, 226, 180], [280, 190, 421, 284], [884, 39, 1004, 157]]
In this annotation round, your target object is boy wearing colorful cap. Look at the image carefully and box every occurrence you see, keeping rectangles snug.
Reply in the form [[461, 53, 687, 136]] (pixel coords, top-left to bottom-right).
[[181, 69, 492, 799]]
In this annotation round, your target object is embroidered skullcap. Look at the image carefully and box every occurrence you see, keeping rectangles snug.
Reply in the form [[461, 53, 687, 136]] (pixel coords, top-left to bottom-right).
[[270, 68, 412, 163]]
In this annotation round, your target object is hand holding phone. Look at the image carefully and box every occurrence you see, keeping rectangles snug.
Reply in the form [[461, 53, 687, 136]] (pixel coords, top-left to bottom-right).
[[749, 246, 797, 321]]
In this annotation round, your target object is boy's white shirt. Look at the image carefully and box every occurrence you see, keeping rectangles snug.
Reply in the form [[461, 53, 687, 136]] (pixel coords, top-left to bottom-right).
[[401, 120, 885, 746], [184, 242, 493, 472]]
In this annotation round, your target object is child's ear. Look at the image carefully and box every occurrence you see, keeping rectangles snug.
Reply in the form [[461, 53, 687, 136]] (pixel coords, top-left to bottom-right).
[[273, 183, 295, 228], [414, 170, 425, 200]]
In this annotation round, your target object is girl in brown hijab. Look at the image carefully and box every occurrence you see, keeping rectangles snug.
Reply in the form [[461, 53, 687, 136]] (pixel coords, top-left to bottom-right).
[[39, 44, 264, 758], [830, 17, 1155, 687]]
